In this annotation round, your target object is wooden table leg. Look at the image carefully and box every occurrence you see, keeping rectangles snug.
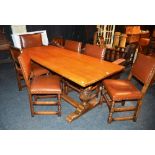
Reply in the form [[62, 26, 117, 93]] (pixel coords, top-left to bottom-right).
[[63, 85, 102, 123]]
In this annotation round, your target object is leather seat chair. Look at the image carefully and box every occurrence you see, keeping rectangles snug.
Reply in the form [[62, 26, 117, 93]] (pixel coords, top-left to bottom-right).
[[19, 33, 43, 48], [64, 40, 82, 53], [102, 53, 155, 123], [10, 46, 49, 91], [19, 33, 49, 75], [84, 44, 105, 59], [50, 37, 65, 47], [10, 46, 25, 91], [18, 51, 62, 116]]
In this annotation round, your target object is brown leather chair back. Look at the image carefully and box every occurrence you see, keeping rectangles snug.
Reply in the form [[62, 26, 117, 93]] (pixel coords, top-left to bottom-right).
[[19, 33, 43, 49], [18, 52, 31, 86], [84, 44, 105, 60], [51, 37, 65, 47], [131, 53, 155, 85], [64, 40, 82, 52]]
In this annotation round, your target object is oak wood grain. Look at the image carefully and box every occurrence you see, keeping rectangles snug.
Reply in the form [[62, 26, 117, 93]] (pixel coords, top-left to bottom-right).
[[23, 46, 124, 87]]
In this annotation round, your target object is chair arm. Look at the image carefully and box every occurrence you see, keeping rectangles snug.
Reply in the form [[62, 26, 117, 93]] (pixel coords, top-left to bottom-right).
[[112, 58, 126, 65]]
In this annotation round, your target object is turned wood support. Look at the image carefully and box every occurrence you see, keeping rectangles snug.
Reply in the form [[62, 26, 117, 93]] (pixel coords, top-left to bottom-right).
[[113, 32, 121, 48], [79, 86, 96, 108], [119, 34, 127, 48], [66, 84, 103, 123]]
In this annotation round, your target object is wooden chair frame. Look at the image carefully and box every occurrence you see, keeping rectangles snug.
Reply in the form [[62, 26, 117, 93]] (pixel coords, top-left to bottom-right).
[[10, 46, 26, 91], [18, 52, 61, 116], [102, 53, 155, 123]]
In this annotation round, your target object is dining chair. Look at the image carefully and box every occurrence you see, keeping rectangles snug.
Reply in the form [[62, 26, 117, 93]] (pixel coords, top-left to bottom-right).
[[10, 46, 26, 91], [19, 33, 50, 76], [84, 44, 126, 65], [50, 37, 65, 47], [19, 33, 43, 49], [102, 53, 155, 123], [84, 44, 105, 59], [18, 51, 62, 116], [10, 46, 49, 91], [64, 40, 82, 53]]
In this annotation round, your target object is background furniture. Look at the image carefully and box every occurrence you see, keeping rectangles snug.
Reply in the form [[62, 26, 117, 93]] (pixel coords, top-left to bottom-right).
[[138, 38, 150, 55], [0, 27, 11, 63], [94, 25, 115, 47]]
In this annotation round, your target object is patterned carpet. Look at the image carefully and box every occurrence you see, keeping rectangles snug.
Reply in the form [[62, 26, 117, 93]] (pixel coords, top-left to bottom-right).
[[0, 62, 155, 130]]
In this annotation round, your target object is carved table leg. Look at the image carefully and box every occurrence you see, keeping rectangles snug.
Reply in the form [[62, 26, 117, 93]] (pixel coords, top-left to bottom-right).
[[66, 85, 102, 123]]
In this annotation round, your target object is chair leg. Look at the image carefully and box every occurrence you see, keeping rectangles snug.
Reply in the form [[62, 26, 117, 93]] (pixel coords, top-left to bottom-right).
[[64, 81, 69, 94], [108, 101, 115, 123], [28, 94, 35, 117], [121, 101, 125, 106], [133, 100, 142, 122], [17, 74, 23, 91], [34, 95, 38, 101], [57, 94, 61, 116]]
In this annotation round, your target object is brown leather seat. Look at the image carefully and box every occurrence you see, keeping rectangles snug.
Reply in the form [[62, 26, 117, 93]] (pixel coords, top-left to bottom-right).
[[64, 40, 82, 53], [30, 75, 61, 94], [102, 53, 155, 123], [10, 46, 49, 91], [104, 80, 142, 101], [18, 51, 61, 116]]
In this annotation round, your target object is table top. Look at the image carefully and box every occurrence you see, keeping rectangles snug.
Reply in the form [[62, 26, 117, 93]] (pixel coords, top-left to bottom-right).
[[23, 46, 124, 87]]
